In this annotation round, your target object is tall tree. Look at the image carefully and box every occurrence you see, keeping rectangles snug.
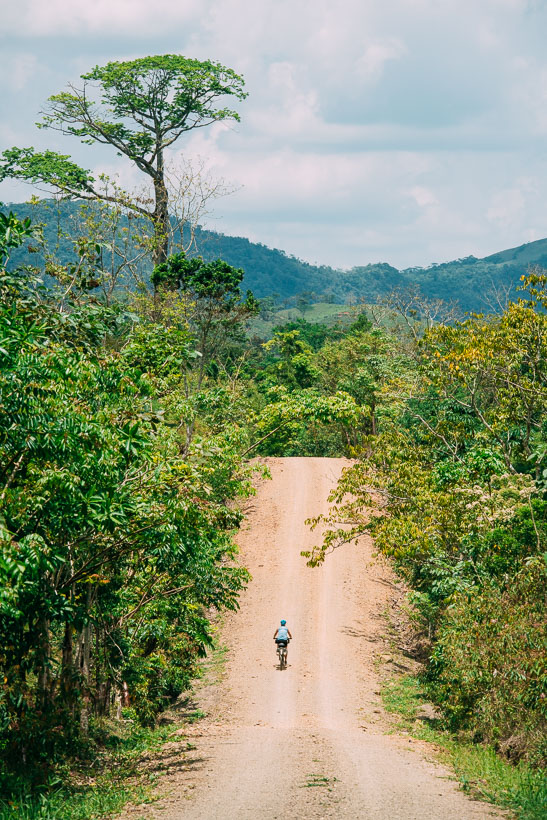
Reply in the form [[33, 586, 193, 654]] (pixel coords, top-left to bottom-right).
[[0, 55, 246, 266]]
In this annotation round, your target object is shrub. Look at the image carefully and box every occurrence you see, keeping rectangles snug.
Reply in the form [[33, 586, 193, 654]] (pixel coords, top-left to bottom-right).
[[428, 556, 547, 766]]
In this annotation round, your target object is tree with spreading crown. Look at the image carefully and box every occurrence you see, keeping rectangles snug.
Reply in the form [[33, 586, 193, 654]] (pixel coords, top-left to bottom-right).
[[0, 55, 247, 266]]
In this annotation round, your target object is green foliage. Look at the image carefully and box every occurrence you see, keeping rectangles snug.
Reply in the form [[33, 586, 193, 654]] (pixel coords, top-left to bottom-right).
[[43, 55, 247, 149], [151, 252, 246, 304], [243, 321, 405, 457], [0, 149, 94, 195], [429, 556, 547, 764], [262, 330, 320, 389], [307, 275, 547, 766], [318, 327, 411, 434], [0, 211, 35, 267], [146, 254, 259, 439], [254, 386, 362, 456], [0, 214, 252, 788], [122, 319, 196, 377], [270, 317, 345, 350]]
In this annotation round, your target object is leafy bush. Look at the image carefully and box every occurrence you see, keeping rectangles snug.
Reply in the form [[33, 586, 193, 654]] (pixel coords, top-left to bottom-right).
[[428, 557, 547, 765]]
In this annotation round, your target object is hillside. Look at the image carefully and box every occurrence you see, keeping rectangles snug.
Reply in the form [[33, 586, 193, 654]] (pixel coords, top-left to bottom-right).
[[2, 200, 337, 302], [484, 236, 547, 265], [3, 199, 545, 311]]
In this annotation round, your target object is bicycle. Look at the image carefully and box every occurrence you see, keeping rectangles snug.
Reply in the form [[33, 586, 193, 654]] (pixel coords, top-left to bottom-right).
[[276, 639, 288, 669]]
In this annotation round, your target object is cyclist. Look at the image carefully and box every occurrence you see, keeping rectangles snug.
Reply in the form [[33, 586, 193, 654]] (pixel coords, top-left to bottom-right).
[[273, 619, 292, 643]]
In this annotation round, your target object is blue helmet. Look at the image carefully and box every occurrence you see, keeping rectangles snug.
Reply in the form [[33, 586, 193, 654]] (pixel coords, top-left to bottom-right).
[[280, 619, 286, 625]]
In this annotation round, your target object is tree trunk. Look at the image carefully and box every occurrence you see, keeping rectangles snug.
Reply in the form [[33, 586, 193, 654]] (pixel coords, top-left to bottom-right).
[[152, 158, 169, 268], [79, 621, 92, 735], [37, 616, 52, 708], [61, 621, 76, 718], [96, 680, 112, 716]]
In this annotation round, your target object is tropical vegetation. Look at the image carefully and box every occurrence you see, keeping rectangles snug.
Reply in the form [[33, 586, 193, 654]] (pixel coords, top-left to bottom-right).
[[0, 51, 545, 820], [305, 271, 547, 770]]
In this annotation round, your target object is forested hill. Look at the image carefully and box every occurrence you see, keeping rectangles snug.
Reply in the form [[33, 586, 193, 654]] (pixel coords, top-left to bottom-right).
[[4, 199, 547, 310], [3, 200, 337, 301]]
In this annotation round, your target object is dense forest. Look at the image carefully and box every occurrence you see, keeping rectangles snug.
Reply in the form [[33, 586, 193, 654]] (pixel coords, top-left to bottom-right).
[[4, 199, 547, 311], [0, 52, 545, 819]]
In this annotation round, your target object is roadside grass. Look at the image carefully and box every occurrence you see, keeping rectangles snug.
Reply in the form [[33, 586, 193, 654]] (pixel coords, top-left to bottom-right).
[[0, 780, 151, 820], [381, 672, 547, 820], [183, 709, 207, 723], [195, 639, 228, 687]]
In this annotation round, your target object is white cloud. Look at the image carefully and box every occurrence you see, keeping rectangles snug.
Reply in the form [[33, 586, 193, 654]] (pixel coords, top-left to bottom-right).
[[486, 177, 538, 229], [2, 0, 202, 36], [355, 39, 407, 84], [407, 186, 438, 209]]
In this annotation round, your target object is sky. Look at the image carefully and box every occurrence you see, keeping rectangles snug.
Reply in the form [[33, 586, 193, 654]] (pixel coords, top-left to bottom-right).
[[1, 0, 547, 270]]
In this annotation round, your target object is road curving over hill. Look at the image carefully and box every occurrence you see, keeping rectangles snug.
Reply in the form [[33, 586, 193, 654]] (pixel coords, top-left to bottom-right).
[[124, 457, 501, 820]]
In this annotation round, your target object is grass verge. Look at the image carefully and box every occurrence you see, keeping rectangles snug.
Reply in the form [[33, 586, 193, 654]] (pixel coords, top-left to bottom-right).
[[381, 672, 547, 820]]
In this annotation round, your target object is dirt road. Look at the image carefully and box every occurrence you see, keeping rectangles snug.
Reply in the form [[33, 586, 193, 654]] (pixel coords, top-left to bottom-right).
[[128, 457, 499, 819]]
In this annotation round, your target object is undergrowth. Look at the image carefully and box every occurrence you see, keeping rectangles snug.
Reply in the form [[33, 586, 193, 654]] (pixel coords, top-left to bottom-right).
[[0, 626, 225, 819], [0, 719, 182, 820], [382, 672, 547, 820]]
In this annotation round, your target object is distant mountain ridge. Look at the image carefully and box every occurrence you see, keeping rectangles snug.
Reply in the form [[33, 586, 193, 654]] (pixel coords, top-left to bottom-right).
[[3, 200, 546, 312]]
